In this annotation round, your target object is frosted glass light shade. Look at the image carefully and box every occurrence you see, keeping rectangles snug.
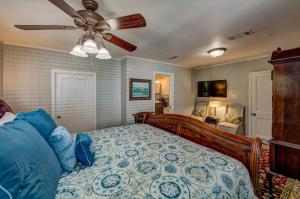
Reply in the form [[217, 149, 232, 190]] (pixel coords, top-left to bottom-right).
[[82, 39, 98, 54], [70, 45, 88, 57], [96, 47, 111, 59], [208, 48, 226, 57]]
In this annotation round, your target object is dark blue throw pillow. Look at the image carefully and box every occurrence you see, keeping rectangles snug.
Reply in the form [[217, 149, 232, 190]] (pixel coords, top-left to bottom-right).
[[0, 120, 62, 199], [75, 133, 95, 166], [14, 108, 57, 140]]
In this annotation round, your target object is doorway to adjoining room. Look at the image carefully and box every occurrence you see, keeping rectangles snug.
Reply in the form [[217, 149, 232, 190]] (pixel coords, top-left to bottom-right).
[[154, 72, 174, 114]]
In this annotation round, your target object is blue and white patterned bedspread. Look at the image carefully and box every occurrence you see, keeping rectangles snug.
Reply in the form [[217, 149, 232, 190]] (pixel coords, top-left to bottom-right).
[[56, 124, 256, 199]]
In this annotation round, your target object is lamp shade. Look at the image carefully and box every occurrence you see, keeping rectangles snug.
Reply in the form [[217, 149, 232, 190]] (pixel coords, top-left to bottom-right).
[[82, 39, 98, 54], [70, 44, 88, 57], [96, 47, 111, 59], [209, 101, 221, 108]]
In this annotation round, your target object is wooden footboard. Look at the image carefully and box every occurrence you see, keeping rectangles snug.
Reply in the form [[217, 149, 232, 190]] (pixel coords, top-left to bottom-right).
[[0, 99, 14, 118], [133, 112, 262, 195]]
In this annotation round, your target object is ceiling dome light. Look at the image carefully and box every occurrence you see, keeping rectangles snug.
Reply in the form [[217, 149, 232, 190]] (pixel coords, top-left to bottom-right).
[[208, 48, 227, 57], [70, 44, 88, 57], [82, 38, 98, 54], [96, 47, 111, 59]]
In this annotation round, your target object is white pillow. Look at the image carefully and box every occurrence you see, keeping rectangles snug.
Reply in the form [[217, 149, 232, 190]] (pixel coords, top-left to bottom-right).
[[0, 112, 16, 126]]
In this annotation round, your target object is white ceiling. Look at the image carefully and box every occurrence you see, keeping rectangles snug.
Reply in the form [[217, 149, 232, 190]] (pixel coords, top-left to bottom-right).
[[0, 0, 300, 68]]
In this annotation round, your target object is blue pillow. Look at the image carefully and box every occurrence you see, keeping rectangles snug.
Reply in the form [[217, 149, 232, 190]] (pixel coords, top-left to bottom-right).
[[75, 133, 95, 166], [14, 108, 57, 140], [48, 126, 77, 172], [0, 120, 62, 199]]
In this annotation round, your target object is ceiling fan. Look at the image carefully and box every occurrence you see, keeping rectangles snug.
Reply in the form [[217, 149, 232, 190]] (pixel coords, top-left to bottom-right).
[[15, 0, 146, 59]]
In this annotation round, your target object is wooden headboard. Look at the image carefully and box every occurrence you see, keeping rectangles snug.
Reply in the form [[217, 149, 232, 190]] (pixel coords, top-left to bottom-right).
[[133, 112, 262, 195], [0, 99, 14, 118]]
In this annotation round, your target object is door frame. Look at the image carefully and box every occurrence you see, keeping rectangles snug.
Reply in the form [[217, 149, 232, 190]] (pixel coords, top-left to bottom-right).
[[153, 71, 174, 113], [51, 69, 97, 128], [248, 70, 272, 139]]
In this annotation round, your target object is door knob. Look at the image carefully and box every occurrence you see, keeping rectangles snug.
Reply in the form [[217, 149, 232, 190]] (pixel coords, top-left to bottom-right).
[[251, 113, 256, 116], [57, 115, 61, 119]]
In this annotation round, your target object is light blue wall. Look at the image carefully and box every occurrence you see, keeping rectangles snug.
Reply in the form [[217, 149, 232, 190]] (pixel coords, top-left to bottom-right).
[[2, 44, 195, 129], [3, 44, 121, 129], [122, 56, 194, 124], [191, 57, 273, 136]]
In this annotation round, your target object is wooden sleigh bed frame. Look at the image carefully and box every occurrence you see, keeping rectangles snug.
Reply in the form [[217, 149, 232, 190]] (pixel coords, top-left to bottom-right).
[[133, 112, 262, 195], [0, 100, 262, 195], [0, 99, 14, 118]]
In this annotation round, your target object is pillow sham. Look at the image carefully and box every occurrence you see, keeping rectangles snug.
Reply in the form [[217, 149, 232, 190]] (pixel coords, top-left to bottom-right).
[[75, 133, 95, 167], [0, 112, 16, 126], [0, 120, 62, 199], [14, 108, 57, 140], [48, 126, 77, 172], [224, 114, 242, 124]]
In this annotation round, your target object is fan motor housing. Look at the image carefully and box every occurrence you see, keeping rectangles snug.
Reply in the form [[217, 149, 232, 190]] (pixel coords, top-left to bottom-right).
[[75, 10, 105, 28], [82, 0, 99, 11]]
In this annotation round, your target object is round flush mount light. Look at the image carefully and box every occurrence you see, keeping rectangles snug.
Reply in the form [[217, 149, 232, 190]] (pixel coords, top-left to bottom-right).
[[208, 48, 227, 57]]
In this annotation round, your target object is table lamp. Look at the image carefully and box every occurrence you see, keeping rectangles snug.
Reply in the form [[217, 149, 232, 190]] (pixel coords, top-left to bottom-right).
[[209, 100, 221, 118]]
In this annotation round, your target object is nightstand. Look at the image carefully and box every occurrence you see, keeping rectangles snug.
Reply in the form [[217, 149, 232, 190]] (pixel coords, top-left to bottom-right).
[[204, 117, 219, 128]]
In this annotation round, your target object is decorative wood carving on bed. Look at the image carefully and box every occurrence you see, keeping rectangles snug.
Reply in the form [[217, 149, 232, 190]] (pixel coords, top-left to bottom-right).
[[0, 99, 14, 118], [133, 112, 262, 195]]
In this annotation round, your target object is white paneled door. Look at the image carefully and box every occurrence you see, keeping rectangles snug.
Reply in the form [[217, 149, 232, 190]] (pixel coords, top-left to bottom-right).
[[249, 71, 272, 141], [52, 70, 96, 133]]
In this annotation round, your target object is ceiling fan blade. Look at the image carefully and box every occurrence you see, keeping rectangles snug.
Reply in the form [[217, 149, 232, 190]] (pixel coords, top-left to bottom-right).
[[15, 25, 77, 30], [48, 0, 85, 21], [103, 33, 137, 52], [105, 14, 146, 30]]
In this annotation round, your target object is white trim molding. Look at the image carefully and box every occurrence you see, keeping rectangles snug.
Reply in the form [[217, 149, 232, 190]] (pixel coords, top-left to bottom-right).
[[193, 54, 270, 70], [123, 55, 187, 68]]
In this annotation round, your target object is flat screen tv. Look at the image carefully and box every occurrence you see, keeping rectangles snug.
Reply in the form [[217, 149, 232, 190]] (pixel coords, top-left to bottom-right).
[[197, 80, 227, 98]]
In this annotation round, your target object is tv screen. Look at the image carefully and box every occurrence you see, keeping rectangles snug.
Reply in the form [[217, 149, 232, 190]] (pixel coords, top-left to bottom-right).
[[197, 80, 227, 97]]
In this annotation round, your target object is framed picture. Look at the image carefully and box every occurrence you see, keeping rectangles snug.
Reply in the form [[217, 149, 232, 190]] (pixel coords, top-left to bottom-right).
[[129, 78, 152, 100]]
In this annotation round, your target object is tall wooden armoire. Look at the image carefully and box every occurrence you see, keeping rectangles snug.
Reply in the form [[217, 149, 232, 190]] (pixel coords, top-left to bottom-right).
[[269, 47, 300, 179]]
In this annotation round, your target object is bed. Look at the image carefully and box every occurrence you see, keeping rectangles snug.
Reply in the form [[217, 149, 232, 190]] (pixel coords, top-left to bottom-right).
[[0, 100, 262, 198]]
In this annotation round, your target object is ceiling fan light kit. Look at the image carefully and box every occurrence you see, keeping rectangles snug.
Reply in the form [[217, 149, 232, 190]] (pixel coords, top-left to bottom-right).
[[15, 0, 146, 59], [70, 44, 88, 57], [96, 47, 112, 59], [82, 37, 99, 54], [208, 48, 227, 57]]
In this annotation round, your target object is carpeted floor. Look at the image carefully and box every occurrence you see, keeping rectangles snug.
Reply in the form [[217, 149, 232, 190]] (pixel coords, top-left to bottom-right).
[[258, 144, 296, 199]]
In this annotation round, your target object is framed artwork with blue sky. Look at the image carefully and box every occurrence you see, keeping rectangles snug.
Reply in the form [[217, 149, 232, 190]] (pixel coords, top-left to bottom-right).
[[129, 78, 152, 100]]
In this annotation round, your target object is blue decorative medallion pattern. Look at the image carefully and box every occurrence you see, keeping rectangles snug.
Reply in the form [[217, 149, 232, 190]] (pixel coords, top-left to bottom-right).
[[135, 160, 159, 176], [56, 124, 255, 199], [148, 142, 163, 150], [182, 163, 217, 186], [165, 165, 177, 173], [150, 176, 190, 199], [120, 146, 144, 160], [160, 151, 185, 164], [181, 144, 198, 153], [204, 155, 236, 172], [92, 170, 129, 196], [56, 186, 81, 199]]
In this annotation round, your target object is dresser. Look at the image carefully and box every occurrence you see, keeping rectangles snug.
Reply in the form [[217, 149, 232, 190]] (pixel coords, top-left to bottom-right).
[[268, 47, 300, 180]]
